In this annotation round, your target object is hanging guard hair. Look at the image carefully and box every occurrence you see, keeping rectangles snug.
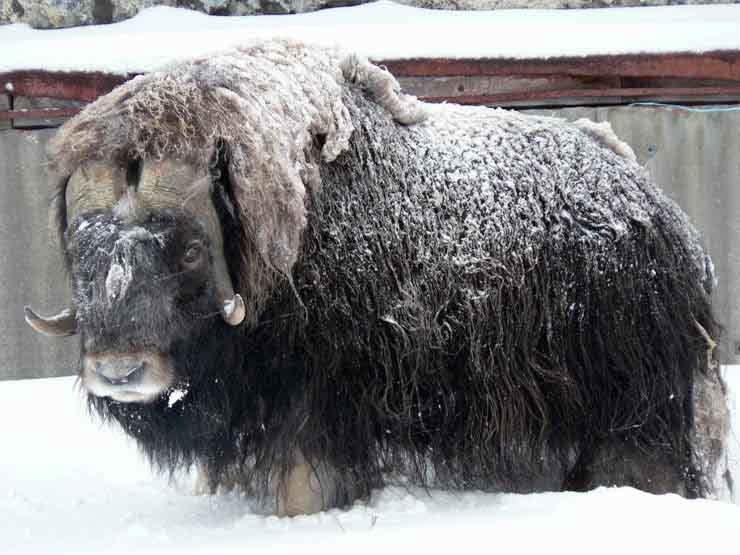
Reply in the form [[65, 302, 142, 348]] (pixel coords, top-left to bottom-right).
[[51, 39, 731, 512]]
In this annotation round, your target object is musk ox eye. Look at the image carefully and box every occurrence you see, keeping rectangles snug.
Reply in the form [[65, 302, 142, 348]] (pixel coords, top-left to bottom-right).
[[182, 241, 204, 269]]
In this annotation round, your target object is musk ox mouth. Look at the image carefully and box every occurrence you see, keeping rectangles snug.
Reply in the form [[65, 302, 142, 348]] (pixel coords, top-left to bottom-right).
[[81, 351, 175, 403]]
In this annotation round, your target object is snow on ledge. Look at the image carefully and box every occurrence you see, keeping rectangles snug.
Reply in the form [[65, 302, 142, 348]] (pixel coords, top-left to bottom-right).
[[1, 1, 740, 75]]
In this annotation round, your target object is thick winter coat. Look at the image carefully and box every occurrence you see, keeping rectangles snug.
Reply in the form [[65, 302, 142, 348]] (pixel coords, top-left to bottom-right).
[[26, 40, 732, 515]]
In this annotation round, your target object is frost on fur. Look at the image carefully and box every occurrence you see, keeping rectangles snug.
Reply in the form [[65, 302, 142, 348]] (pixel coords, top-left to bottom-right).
[[340, 53, 427, 126], [45, 39, 731, 512], [573, 118, 637, 162]]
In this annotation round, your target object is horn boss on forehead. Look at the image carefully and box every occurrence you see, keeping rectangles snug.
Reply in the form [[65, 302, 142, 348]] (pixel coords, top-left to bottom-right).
[[66, 162, 122, 225]]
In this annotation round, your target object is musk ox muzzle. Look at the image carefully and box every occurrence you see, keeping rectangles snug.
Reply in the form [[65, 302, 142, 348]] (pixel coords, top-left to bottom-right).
[[82, 351, 175, 403], [66, 210, 208, 402]]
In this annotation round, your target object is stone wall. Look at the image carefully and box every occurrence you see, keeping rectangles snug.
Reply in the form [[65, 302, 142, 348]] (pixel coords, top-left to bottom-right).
[[2, 1, 737, 29]]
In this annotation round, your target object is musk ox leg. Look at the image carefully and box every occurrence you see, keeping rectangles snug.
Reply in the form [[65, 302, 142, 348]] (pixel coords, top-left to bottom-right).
[[566, 364, 733, 499], [567, 438, 688, 496], [194, 464, 212, 496], [273, 450, 342, 517], [691, 366, 733, 500]]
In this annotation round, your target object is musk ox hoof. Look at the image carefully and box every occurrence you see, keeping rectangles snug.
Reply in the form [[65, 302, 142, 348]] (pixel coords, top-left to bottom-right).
[[273, 452, 340, 517]]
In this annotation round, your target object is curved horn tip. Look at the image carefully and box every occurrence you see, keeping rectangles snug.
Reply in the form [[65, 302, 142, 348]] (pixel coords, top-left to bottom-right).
[[24, 306, 78, 337], [222, 294, 246, 326]]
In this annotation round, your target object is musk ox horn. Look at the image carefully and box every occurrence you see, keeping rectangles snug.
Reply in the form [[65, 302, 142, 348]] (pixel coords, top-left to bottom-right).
[[24, 306, 77, 336], [136, 159, 246, 327], [65, 162, 125, 226], [221, 294, 246, 326]]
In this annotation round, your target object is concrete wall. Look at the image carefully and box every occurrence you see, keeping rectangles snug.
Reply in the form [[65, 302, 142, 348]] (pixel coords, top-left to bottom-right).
[[0, 128, 78, 379], [0, 104, 738, 379]]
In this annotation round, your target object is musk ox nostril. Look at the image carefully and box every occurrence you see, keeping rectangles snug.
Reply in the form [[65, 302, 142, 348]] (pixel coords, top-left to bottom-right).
[[82, 353, 173, 402], [121, 362, 146, 384], [96, 361, 147, 386]]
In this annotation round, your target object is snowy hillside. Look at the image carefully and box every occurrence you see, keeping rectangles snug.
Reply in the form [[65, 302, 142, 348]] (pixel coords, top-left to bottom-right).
[[1, 368, 738, 555]]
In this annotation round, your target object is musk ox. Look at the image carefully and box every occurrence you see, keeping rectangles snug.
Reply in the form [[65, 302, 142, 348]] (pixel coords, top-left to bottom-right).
[[26, 40, 732, 515]]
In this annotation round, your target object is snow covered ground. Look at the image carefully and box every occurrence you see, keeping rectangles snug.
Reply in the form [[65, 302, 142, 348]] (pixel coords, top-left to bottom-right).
[[1, 1, 740, 74], [1, 368, 738, 555]]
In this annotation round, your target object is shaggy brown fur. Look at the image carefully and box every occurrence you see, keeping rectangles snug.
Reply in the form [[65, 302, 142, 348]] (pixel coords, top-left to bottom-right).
[[46, 40, 732, 511]]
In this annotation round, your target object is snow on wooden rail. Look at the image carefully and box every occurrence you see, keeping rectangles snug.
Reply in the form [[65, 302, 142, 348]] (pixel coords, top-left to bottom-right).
[[2, 2, 740, 125], [3, 51, 740, 126]]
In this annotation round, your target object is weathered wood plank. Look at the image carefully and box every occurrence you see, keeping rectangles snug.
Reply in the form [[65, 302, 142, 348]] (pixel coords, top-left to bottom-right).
[[1, 70, 130, 103], [1, 51, 739, 121], [381, 51, 740, 80], [0, 93, 9, 130], [9, 97, 85, 128]]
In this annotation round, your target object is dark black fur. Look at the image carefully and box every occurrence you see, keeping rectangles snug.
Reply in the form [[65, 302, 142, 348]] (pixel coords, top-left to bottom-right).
[[70, 87, 720, 509]]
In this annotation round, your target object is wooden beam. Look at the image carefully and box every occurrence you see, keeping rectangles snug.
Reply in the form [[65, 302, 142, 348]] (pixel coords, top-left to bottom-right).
[[2, 70, 131, 103], [419, 86, 740, 107], [379, 50, 740, 81], [1, 51, 738, 125], [0, 107, 83, 122]]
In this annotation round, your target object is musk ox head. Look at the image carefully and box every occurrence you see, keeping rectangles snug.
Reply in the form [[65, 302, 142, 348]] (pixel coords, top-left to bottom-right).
[[23, 40, 343, 404], [27, 155, 246, 403], [25, 40, 425, 405]]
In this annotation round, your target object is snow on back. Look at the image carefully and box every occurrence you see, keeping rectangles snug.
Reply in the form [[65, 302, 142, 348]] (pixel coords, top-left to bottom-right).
[[1, 1, 740, 74]]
